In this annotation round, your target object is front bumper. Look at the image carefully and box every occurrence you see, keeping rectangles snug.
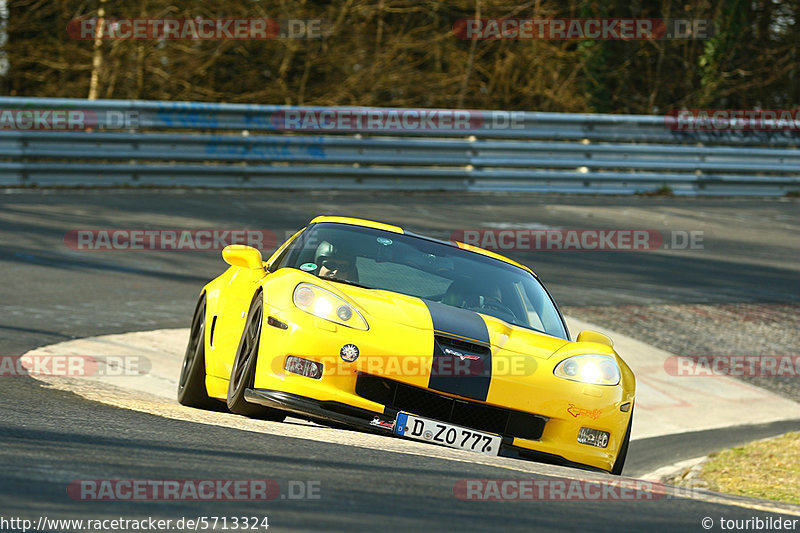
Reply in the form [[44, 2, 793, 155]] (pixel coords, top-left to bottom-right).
[[251, 299, 634, 472], [245, 388, 397, 434], [245, 387, 608, 473]]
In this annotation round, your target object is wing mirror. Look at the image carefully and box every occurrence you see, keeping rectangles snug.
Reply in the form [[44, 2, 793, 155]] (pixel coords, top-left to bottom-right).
[[222, 245, 264, 270], [576, 330, 614, 347]]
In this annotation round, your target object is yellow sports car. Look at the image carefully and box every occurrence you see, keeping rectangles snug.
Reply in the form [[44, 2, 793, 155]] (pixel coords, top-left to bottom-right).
[[178, 216, 635, 474]]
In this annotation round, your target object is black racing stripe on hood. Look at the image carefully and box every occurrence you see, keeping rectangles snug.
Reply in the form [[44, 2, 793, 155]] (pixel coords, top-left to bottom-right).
[[423, 300, 491, 402]]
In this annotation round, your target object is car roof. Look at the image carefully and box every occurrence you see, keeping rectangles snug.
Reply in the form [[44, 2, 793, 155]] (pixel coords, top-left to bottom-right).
[[308, 215, 537, 277]]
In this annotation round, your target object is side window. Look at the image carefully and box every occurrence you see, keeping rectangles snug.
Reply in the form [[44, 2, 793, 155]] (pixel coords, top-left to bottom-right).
[[270, 230, 307, 270], [514, 281, 543, 331], [270, 245, 293, 270], [523, 281, 566, 338], [513, 279, 566, 338]]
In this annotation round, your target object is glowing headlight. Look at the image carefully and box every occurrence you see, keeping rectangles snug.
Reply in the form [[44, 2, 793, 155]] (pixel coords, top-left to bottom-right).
[[292, 283, 368, 330], [554, 354, 620, 386]]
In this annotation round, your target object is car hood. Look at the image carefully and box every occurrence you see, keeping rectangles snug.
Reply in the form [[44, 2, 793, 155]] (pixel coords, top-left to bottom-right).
[[329, 282, 569, 360]]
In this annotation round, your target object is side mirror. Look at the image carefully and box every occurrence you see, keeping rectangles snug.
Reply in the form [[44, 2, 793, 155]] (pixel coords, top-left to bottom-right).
[[222, 245, 264, 270], [576, 329, 614, 348]]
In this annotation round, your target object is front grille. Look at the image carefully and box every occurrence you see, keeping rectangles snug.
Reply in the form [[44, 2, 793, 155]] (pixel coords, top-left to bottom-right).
[[435, 334, 490, 355], [355, 373, 546, 440]]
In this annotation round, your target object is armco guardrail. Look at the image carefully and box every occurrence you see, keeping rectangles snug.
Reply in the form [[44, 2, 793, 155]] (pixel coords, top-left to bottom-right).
[[0, 97, 798, 194]]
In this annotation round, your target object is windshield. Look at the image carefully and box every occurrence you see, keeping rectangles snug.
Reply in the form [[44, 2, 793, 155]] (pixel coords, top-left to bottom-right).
[[276, 222, 568, 339]]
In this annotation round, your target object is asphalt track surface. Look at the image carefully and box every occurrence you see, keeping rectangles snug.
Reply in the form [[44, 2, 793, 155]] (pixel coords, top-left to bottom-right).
[[2, 189, 799, 531]]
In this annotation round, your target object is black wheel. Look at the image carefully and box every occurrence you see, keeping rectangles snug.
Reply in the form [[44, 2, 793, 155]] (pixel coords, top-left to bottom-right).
[[611, 408, 633, 475], [227, 291, 286, 421], [178, 295, 219, 409]]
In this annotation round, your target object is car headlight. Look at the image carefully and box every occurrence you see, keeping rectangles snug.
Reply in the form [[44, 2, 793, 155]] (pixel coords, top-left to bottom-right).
[[554, 354, 620, 386], [293, 283, 368, 330]]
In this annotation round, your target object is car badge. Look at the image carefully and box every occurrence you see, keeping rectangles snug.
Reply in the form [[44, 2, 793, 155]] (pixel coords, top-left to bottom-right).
[[340, 344, 359, 362], [369, 416, 394, 430], [443, 347, 480, 361]]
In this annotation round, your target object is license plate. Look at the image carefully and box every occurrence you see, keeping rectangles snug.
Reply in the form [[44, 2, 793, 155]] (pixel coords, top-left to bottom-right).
[[394, 413, 502, 456]]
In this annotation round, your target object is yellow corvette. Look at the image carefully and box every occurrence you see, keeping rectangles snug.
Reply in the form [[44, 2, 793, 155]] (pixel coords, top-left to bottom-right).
[[178, 216, 635, 474]]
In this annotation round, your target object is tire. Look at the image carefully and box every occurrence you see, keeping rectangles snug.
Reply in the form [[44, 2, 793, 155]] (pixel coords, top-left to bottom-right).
[[227, 291, 286, 421], [178, 295, 219, 409], [611, 408, 633, 475]]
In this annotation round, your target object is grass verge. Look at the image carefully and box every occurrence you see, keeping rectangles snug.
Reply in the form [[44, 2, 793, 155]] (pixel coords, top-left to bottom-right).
[[696, 432, 800, 504]]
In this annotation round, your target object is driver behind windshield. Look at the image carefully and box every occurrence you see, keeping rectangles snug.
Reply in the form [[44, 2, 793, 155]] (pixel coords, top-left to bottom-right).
[[480, 284, 503, 307], [442, 278, 517, 321], [443, 279, 503, 309], [441, 278, 480, 309], [314, 241, 357, 281]]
